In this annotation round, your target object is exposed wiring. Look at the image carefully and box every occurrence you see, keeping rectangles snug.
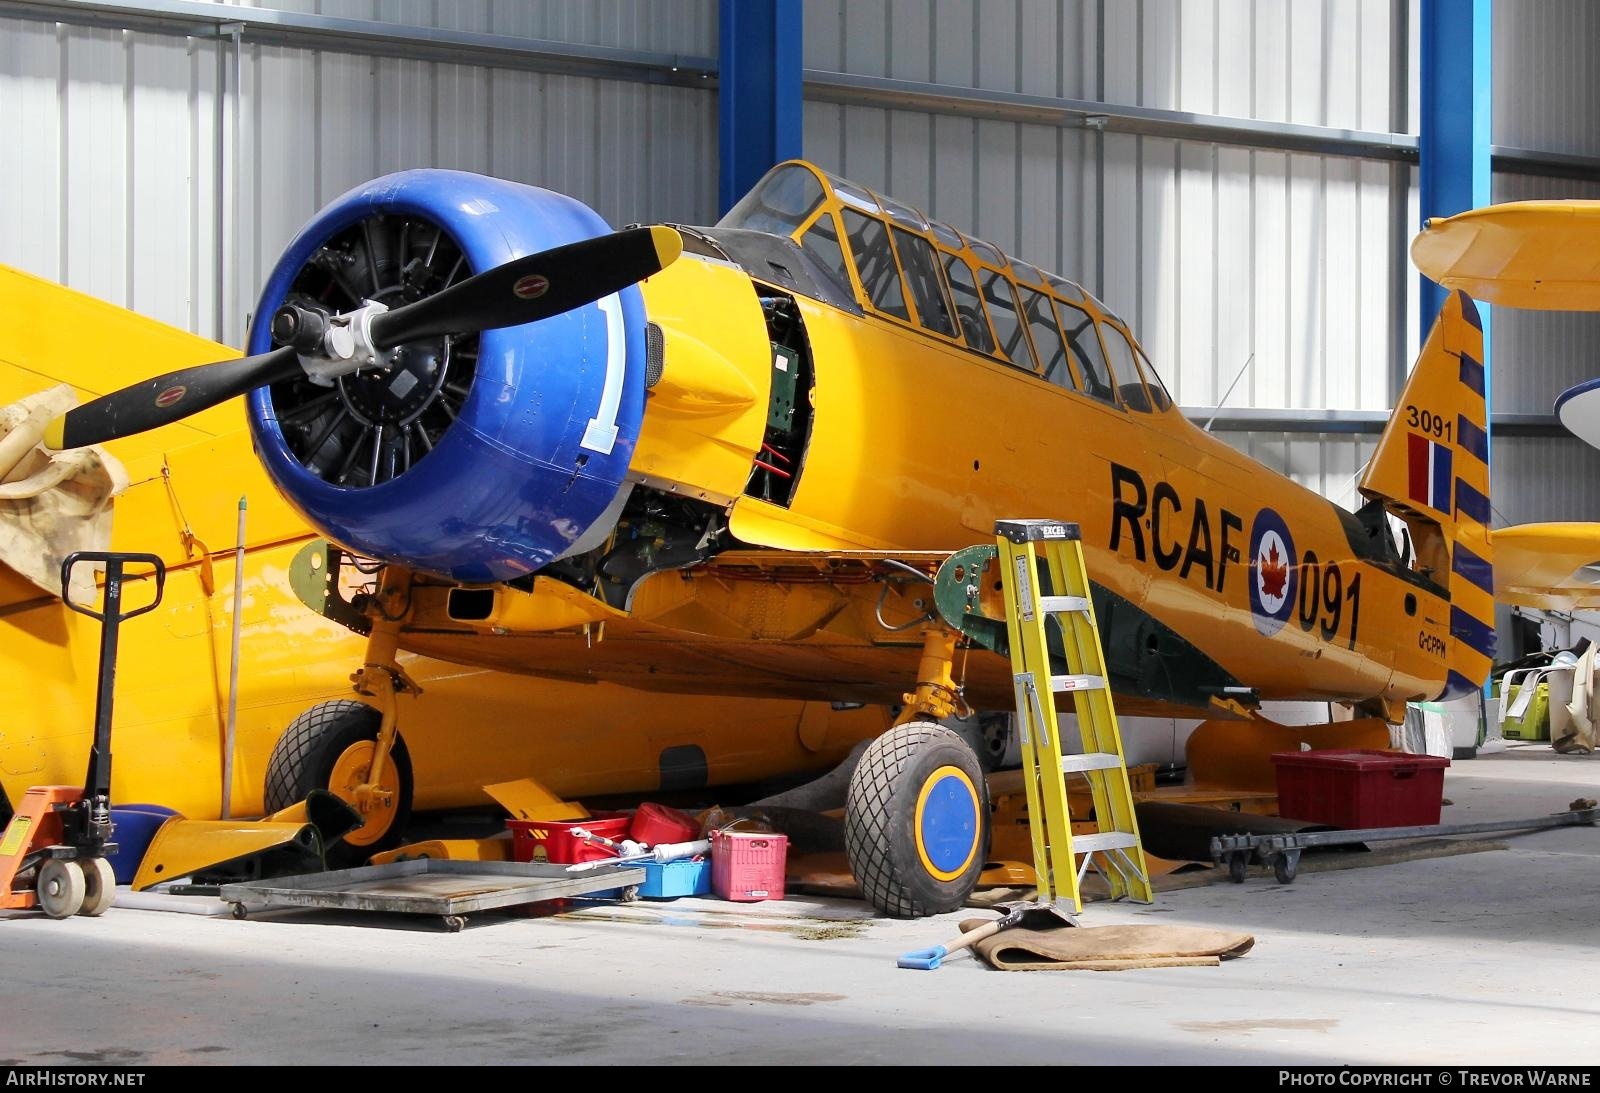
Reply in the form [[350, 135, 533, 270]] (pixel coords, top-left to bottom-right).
[[880, 558, 934, 584], [375, 593, 411, 623], [348, 554, 386, 574], [875, 580, 934, 632]]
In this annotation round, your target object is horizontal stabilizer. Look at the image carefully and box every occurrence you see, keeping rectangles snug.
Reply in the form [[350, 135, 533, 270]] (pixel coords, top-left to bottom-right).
[[1492, 523, 1600, 612]]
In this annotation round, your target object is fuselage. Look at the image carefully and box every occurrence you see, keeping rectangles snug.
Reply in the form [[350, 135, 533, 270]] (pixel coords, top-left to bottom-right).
[[760, 286, 1448, 707]]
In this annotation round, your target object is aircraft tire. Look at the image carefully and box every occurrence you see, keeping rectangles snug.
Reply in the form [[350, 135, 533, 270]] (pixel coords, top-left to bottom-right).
[[845, 721, 989, 918], [264, 700, 414, 868], [943, 713, 1012, 773]]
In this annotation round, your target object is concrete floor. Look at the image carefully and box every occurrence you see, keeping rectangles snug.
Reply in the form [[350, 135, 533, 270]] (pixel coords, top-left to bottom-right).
[[4, 744, 1599, 1066]]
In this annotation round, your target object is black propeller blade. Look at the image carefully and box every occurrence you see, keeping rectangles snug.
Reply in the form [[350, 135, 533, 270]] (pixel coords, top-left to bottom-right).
[[44, 224, 684, 451], [368, 224, 682, 349], [45, 347, 302, 451]]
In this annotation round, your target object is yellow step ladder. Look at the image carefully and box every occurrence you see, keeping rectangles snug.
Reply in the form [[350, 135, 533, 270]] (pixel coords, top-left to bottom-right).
[[995, 519, 1153, 914]]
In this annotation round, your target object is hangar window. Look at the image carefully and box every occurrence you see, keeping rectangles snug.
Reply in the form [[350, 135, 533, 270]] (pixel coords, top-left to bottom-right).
[[892, 228, 957, 338], [841, 209, 910, 320], [800, 212, 852, 299], [1055, 301, 1118, 405], [943, 256, 997, 354], [1020, 289, 1074, 389], [981, 272, 1038, 371], [719, 163, 824, 237], [1100, 323, 1153, 413]]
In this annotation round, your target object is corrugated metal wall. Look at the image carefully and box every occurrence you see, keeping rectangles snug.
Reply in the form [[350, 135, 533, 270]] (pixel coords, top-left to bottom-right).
[[1494, 0, 1600, 158], [803, 0, 1406, 413], [0, 1, 718, 346], [247, 0, 717, 54]]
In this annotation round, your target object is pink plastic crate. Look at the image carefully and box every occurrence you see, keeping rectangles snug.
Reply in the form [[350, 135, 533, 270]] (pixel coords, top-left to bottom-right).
[[711, 830, 788, 902]]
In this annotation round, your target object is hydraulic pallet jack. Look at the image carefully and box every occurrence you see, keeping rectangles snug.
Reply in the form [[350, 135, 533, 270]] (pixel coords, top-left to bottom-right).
[[0, 551, 165, 918]]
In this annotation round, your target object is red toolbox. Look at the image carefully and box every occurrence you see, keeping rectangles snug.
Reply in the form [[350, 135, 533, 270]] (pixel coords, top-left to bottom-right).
[[509, 811, 631, 864], [1271, 749, 1450, 829], [711, 830, 788, 901]]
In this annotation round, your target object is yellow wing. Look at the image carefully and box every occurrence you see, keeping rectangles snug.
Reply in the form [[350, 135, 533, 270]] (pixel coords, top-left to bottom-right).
[[1411, 201, 1600, 310], [1493, 523, 1600, 611], [0, 264, 241, 452]]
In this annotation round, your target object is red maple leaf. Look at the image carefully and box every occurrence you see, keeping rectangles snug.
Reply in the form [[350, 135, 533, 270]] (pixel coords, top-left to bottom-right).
[[1259, 542, 1288, 600]]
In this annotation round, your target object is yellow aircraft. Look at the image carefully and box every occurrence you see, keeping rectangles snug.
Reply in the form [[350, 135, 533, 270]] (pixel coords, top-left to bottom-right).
[[0, 264, 891, 866], [12, 160, 1518, 917], [1413, 200, 1600, 614]]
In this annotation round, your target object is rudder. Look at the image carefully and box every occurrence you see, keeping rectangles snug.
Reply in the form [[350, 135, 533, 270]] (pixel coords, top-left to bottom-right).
[[1359, 289, 1493, 699]]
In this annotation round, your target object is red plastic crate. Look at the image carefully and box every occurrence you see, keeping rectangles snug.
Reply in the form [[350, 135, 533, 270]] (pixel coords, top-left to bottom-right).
[[509, 811, 630, 864], [630, 803, 700, 846], [1271, 749, 1450, 829], [711, 830, 788, 901]]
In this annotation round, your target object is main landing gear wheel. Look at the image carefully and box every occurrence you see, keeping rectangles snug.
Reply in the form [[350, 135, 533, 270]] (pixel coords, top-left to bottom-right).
[[845, 722, 990, 918], [78, 857, 116, 917], [264, 700, 414, 869], [37, 859, 86, 919]]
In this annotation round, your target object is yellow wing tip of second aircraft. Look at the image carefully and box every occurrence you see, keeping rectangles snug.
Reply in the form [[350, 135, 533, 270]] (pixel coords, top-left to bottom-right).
[[1412, 201, 1600, 311], [650, 225, 684, 271]]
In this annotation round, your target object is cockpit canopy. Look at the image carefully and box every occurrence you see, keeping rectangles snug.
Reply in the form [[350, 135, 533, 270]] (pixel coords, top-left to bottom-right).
[[718, 160, 1174, 415]]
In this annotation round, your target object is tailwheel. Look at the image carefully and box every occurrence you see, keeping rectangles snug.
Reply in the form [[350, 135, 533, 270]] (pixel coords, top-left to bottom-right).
[[36, 859, 86, 919], [264, 700, 414, 868], [844, 722, 990, 918], [78, 858, 116, 917]]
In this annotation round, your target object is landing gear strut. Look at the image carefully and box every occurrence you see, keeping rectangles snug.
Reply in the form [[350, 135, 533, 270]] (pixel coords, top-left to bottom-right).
[[844, 626, 990, 918], [264, 565, 420, 866]]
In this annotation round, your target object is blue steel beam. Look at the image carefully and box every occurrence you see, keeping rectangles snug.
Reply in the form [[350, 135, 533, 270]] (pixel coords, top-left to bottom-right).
[[1418, 0, 1493, 356], [718, 0, 802, 216]]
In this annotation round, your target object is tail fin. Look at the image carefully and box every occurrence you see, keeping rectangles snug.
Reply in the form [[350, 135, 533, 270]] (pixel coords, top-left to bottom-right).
[[1359, 289, 1494, 698]]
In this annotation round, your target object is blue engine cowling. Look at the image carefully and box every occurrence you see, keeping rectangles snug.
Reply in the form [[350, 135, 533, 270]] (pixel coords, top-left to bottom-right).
[[245, 170, 647, 583]]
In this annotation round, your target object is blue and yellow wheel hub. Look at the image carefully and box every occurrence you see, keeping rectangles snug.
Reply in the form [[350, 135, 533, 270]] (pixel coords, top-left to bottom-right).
[[913, 765, 981, 882]]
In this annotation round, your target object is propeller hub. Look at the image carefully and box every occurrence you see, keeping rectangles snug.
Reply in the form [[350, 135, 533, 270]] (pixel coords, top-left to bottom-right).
[[270, 303, 330, 353], [339, 339, 451, 429]]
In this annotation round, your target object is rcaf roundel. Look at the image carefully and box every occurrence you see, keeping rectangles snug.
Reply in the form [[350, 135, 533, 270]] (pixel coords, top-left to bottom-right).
[[1248, 508, 1298, 638]]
